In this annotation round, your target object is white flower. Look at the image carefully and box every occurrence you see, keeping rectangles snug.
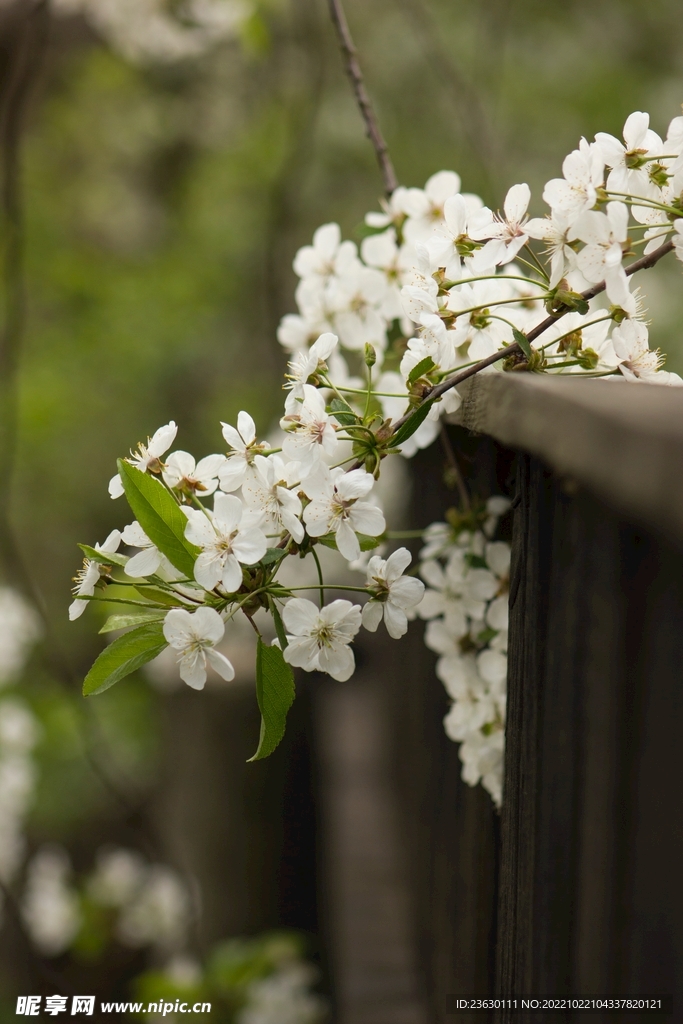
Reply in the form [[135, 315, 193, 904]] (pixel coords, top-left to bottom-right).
[[365, 186, 416, 229], [540, 313, 619, 374], [240, 963, 326, 1024], [360, 229, 411, 320], [163, 607, 235, 689], [526, 211, 575, 287], [328, 264, 387, 351], [361, 547, 425, 639], [403, 170, 464, 243], [570, 201, 630, 308], [281, 385, 338, 468], [122, 521, 164, 577], [419, 521, 455, 560], [69, 530, 122, 620], [542, 139, 604, 222], [277, 312, 323, 353], [595, 111, 663, 197], [22, 847, 81, 957], [185, 493, 267, 592], [109, 421, 177, 499], [242, 454, 305, 544], [446, 279, 513, 361], [426, 193, 493, 279], [612, 320, 682, 385], [162, 451, 225, 496], [469, 183, 532, 265], [674, 219, 683, 264], [282, 598, 362, 681], [219, 411, 264, 492], [293, 223, 358, 284], [116, 864, 190, 950], [88, 847, 146, 907], [284, 332, 338, 410], [0, 589, 41, 685], [302, 466, 385, 562], [420, 548, 499, 623]]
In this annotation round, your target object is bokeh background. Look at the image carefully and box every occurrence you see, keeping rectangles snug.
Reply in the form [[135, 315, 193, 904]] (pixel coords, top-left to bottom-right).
[[0, 0, 682, 1019]]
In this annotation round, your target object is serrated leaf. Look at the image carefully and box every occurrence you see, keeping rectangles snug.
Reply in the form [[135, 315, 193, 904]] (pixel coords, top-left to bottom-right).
[[512, 327, 532, 359], [260, 547, 288, 568], [316, 533, 338, 550], [248, 639, 295, 761], [118, 461, 199, 580], [83, 622, 167, 696], [99, 612, 165, 634], [79, 544, 129, 568], [389, 398, 436, 448], [407, 356, 436, 384], [269, 599, 288, 651], [315, 532, 382, 553], [136, 586, 190, 607], [359, 533, 383, 551], [329, 397, 359, 427]]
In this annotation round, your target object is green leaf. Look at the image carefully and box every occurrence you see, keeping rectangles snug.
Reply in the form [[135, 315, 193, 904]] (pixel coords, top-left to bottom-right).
[[389, 398, 436, 448], [83, 622, 167, 696], [269, 599, 288, 651], [259, 547, 288, 568], [512, 327, 532, 359], [248, 639, 295, 761], [79, 543, 129, 568], [329, 397, 359, 426], [99, 611, 165, 634], [316, 532, 382, 552], [358, 533, 383, 551], [136, 586, 190, 607], [118, 461, 199, 579], [407, 356, 436, 384]]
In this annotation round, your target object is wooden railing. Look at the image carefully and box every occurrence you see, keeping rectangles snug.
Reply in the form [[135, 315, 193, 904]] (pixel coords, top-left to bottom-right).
[[315, 374, 683, 1023]]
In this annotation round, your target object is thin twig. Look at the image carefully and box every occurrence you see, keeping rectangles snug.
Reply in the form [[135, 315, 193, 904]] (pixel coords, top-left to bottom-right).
[[439, 423, 470, 512], [326, 0, 398, 196], [390, 239, 676, 431]]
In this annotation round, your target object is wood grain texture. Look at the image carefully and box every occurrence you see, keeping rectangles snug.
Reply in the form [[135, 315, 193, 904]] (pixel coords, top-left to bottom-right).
[[453, 373, 683, 547]]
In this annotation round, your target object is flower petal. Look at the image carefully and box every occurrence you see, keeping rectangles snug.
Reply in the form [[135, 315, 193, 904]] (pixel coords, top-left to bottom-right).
[[206, 648, 235, 681], [283, 598, 319, 635]]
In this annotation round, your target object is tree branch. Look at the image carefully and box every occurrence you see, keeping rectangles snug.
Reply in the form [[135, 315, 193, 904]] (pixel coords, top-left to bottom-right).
[[326, 0, 398, 196], [391, 239, 676, 431]]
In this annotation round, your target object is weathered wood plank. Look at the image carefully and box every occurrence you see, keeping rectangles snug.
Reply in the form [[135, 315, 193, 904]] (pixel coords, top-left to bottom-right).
[[453, 374, 683, 546]]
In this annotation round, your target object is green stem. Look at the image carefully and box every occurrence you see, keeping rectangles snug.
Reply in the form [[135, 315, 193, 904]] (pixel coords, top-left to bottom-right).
[[311, 547, 325, 609], [445, 273, 548, 289], [287, 584, 370, 593], [523, 243, 550, 281], [538, 314, 613, 351], [605, 191, 682, 218]]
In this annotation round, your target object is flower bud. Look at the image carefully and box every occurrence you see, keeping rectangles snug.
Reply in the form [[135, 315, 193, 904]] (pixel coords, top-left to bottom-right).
[[364, 343, 377, 368]]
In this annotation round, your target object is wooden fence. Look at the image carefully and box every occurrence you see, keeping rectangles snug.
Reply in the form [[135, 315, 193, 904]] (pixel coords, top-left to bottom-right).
[[313, 374, 683, 1024]]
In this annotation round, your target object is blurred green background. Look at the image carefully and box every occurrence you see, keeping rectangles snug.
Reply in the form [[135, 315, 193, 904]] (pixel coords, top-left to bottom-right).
[[1, 0, 682, 1016]]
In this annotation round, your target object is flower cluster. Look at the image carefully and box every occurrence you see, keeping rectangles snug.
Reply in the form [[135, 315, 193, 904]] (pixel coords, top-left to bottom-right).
[[88, 846, 191, 951], [72, 107, 683, 794], [71, 378, 425, 741], [281, 110, 683, 402], [134, 932, 327, 1024], [418, 500, 511, 806], [21, 844, 191, 958], [21, 847, 81, 957]]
